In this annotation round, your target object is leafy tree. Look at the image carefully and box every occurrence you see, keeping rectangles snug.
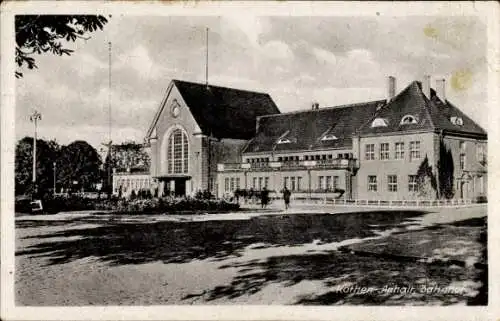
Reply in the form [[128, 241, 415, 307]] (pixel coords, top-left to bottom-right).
[[58, 140, 102, 191], [15, 15, 109, 78], [15, 137, 60, 196], [416, 155, 437, 198], [101, 141, 150, 197], [437, 138, 455, 199]]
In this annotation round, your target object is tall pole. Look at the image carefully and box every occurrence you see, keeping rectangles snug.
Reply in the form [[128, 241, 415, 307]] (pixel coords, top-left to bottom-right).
[[29, 110, 42, 199], [108, 41, 112, 198], [53, 162, 56, 196], [205, 27, 209, 87]]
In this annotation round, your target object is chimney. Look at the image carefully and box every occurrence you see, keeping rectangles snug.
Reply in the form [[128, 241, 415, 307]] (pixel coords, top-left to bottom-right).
[[422, 75, 431, 99], [312, 102, 319, 110], [256, 116, 261, 133], [387, 76, 396, 102], [436, 78, 446, 101]]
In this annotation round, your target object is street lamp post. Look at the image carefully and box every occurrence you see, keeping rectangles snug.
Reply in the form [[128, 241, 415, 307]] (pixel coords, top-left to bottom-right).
[[53, 162, 56, 196], [29, 110, 42, 199]]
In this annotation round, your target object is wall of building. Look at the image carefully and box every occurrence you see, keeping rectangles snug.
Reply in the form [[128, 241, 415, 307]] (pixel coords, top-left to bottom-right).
[[150, 85, 204, 195], [356, 132, 437, 200], [217, 168, 351, 198], [441, 135, 487, 200], [113, 173, 152, 197]]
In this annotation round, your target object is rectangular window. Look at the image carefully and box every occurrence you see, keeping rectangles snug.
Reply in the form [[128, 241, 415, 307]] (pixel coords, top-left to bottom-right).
[[333, 176, 339, 190], [284, 177, 289, 189], [480, 176, 484, 193], [409, 141, 421, 161], [225, 178, 229, 192], [408, 175, 418, 192], [230, 178, 235, 191], [253, 177, 257, 189], [380, 143, 390, 160], [395, 142, 404, 160], [297, 177, 302, 191], [291, 177, 296, 191], [365, 144, 375, 160], [326, 176, 332, 191], [236, 178, 240, 190], [264, 177, 269, 189], [459, 141, 466, 151], [319, 176, 324, 190], [258, 177, 263, 190], [368, 176, 377, 191], [388, 175, 398, 192], [477, 144, 485, 163], [460, 153, 466, 170]]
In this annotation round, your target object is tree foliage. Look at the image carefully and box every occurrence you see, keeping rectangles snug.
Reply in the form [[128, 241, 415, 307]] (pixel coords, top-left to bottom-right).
[[416, 155, 437, 198], [15, 15, 109, 78], [15, 137, 60, 196], [101, 141, 151, 194], [58, 141, 102, 191], [437, 138, 455, 199]]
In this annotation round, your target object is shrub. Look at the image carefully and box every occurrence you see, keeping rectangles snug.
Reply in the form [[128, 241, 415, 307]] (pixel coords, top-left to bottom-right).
[[112, 197, 240, 214], [476, 195, 488, 204]]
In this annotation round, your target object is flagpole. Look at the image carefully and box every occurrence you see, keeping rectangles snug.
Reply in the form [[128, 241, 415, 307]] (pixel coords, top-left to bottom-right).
[[205, 27, 209, 87], [108, 41, 112, 198]]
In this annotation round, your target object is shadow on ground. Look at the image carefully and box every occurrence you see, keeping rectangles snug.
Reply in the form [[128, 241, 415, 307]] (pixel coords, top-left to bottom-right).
[[16, 210, 426, 266], [183, 217, 487, 305], [187, 251, 477, 305]]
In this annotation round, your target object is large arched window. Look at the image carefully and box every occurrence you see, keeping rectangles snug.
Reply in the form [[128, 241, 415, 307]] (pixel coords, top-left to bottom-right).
[[167, 128, 189, 174]]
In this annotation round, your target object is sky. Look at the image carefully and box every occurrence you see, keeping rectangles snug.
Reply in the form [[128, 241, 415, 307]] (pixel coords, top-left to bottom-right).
[[15, 15, 488, 153]]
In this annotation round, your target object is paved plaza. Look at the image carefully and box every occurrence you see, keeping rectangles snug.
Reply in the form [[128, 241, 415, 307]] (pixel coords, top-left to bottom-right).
[[15, 205, 487, 305]]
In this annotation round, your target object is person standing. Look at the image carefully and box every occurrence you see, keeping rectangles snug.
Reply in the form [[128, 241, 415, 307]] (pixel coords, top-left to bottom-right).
[[283, 186, 291, 210], [261, 186, 269, 209]]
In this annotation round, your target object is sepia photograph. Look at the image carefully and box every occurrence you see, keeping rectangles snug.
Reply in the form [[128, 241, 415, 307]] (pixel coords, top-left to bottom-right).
[[1, 1, 498, 320]]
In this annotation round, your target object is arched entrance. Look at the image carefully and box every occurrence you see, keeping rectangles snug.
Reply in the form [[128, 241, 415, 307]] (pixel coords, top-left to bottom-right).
[[158, 125, 191, 197]]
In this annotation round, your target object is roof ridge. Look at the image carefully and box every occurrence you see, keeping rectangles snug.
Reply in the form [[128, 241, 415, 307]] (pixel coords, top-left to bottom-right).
[[172, 79, 270, 96], [258, 99, 386, 120]]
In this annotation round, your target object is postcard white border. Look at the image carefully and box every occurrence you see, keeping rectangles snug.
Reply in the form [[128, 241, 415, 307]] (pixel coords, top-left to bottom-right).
[[1, 1, 499, 320]]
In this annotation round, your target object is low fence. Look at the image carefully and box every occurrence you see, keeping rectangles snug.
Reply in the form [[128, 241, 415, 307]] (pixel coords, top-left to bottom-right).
[[290, 197, 478, 207]]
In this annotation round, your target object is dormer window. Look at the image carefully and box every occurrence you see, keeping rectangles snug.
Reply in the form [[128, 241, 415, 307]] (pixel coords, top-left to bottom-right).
[[400, 115, 418, 125], [450, 116, 464, 126], [371, 118, 389, 128], [276, 130, 296, 144], [277, 138, 292, 144], [321, 134, 338, 141]]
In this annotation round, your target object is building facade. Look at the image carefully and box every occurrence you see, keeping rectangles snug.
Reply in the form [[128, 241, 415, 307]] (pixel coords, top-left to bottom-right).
[[144, 79, 279, 197], [144, 77, 487, 201], [217, 76, 487, 201]]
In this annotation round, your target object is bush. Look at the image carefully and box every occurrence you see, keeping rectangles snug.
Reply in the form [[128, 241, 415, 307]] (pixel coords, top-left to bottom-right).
[[15, 194, 118, 214], [476, 195, 488, 204], [113, 197, 240, 214]]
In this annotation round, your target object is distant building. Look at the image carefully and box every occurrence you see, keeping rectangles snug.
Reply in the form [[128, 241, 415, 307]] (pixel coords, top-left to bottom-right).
[[142, 76, 486, 201], [110, 142, 152, 197]]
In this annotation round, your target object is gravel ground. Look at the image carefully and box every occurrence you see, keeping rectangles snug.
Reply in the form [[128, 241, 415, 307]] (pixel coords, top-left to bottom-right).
[[15, 205, 487, 306]]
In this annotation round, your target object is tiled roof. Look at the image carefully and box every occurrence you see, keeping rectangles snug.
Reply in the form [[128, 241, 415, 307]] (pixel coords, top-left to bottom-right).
[[243, 100, 386, 153], [427, 93, 487, 137], [358, 81, 487, 137], [357, 81, 434, 135], [173, 80, 280, 140]]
